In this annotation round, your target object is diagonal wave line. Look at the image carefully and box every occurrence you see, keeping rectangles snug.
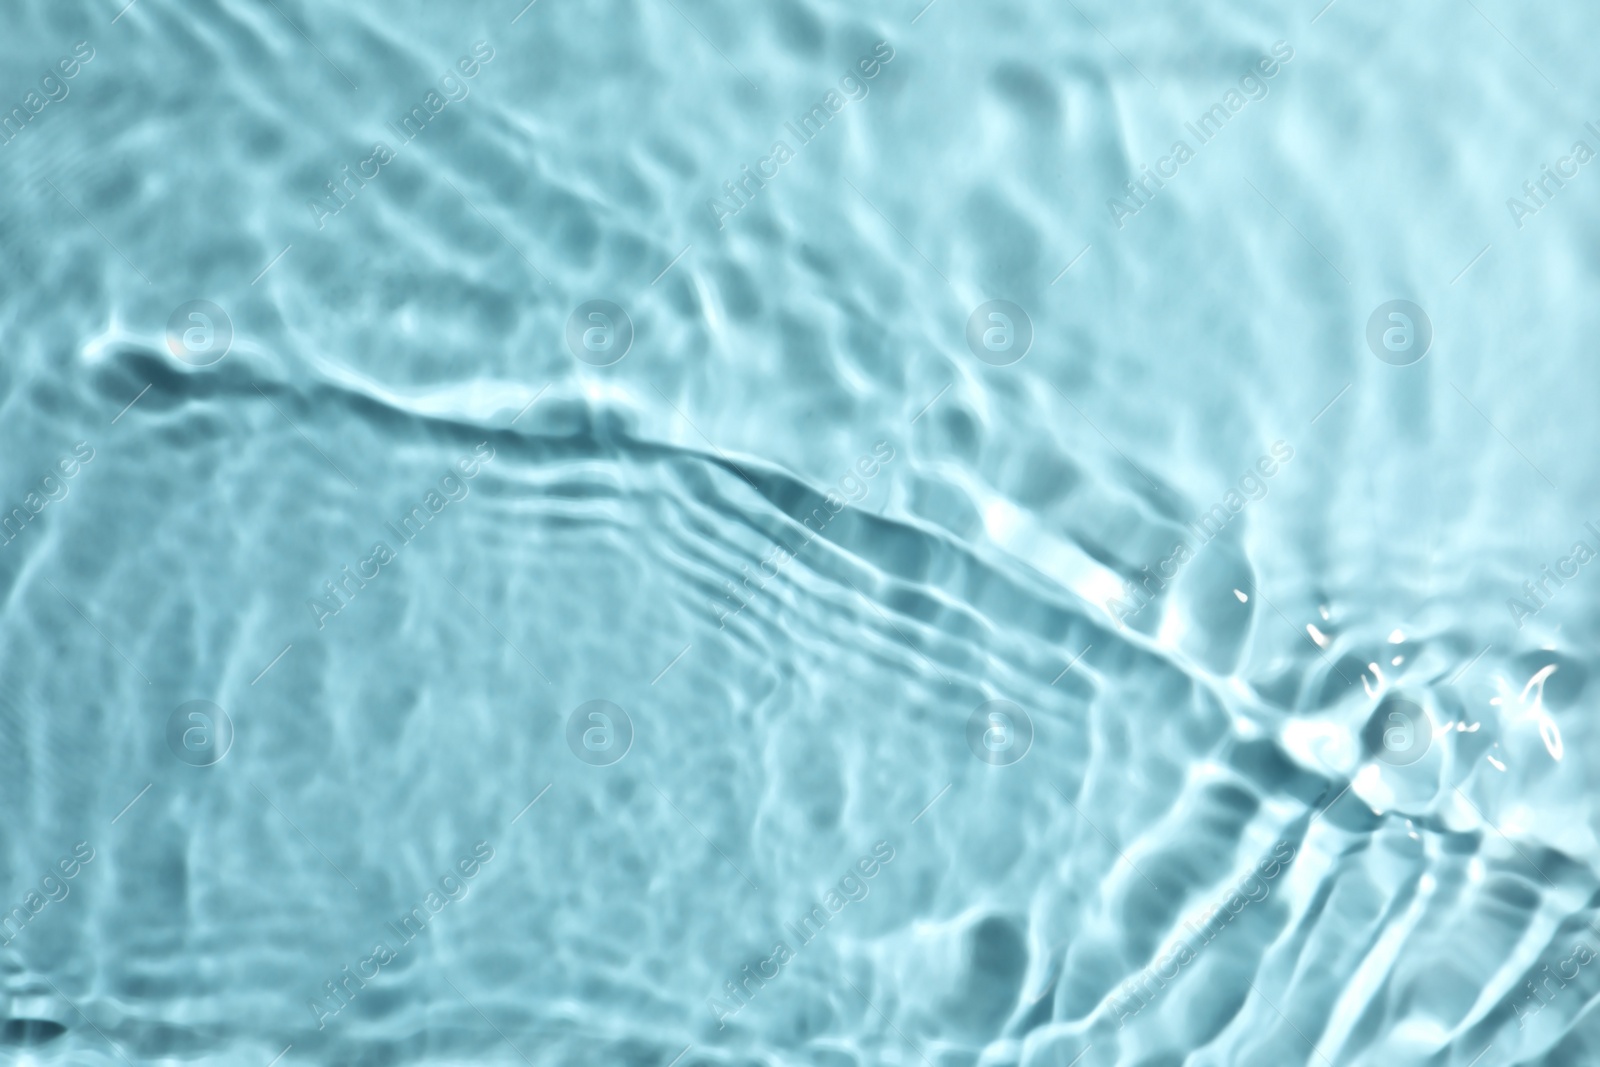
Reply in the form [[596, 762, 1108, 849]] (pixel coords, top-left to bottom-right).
[[442, 177, 552, 286], [1052, 643, 1092, 686], [44, 178, 152, 284], [1461, 0, 1558, 90], [111, 383, 152, 424], [442, 575, 551, 683], [1049, 382, 1160, 493], [252, 644, 294, 685], [649, 779, 761, 889], [252, 243, 293, 285], [651, 244, 693, 285], [1241, 576, 1354, 686], [843, 977, 934, 1066], [1453, 786, 1555, 886], [1051, 244, 1092, 284], [1063, 0, 1155, 87], [43, 577, 152, 684], [1448, 643, 1492, 686], [510, 783, 552, 824], [1452, 385, 1548, 489], [1310, 382, 1351, 424], [660, 0, 759, 91], [253, 784, 363, 893], [910, 782, 952, 823], [1307, 780, 1352, 827], [1245, 978, 1334, 1066], [1242, 176, 1349, 284], [511, 383, 551, 424], [111, 783, 153, 824], [910, 383, 950, 424], [652, 643, 692, 685], [649, 383, 762, 492], [839, 571, 952, 685], [841, 177, 950, 285], [253, 384, 359, 489], [1050, 781, 1161, 893], [262, 0, 359, 88], [1450, 243, 1492, 285]]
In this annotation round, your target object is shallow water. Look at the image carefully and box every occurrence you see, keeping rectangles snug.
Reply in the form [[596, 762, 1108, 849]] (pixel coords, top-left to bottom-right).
[[1, 1, 1598, 1064]]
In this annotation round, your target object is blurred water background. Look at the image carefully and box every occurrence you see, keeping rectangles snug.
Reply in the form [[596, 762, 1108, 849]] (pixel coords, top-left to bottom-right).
[[1, 0, 1598, 1064]]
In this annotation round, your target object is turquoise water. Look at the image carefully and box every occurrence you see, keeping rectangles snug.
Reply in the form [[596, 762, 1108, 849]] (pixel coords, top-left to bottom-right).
[[2, 0, 1598, 1064]]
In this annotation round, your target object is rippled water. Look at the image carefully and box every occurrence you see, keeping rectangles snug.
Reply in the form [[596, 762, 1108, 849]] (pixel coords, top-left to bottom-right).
[[2, 0, 1598, 1064]]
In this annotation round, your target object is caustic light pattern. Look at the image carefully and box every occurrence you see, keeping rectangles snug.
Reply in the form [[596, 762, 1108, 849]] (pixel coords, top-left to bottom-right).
[[0, 1, 1596, 1066]]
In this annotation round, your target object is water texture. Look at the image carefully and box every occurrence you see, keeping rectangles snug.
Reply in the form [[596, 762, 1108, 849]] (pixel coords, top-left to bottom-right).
[[0, 0, 1596, 1064]]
